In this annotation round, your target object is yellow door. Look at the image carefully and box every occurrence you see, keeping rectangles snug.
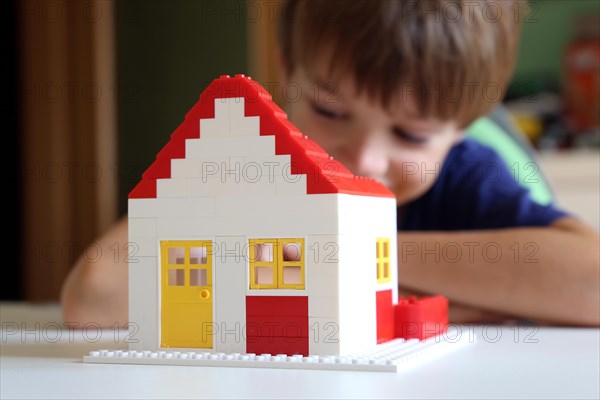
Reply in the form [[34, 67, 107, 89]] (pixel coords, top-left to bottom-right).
[[161, 240, 213, 348]]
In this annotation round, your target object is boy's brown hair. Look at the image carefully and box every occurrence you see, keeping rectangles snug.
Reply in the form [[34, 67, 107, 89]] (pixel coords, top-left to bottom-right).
[[278, 0, 523, 128]]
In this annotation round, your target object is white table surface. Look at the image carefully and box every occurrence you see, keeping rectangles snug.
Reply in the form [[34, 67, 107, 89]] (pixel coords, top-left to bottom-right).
[[1, 303, 599, 399]]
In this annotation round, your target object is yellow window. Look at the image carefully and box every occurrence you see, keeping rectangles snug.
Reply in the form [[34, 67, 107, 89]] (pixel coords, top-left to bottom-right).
[[249, 239, 277, 289], [376, 238, 391, 283], [249, 238, 304, 290]]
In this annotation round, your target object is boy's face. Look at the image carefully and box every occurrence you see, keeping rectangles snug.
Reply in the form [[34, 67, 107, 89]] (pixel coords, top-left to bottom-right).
[[284, 66, 463, 206]]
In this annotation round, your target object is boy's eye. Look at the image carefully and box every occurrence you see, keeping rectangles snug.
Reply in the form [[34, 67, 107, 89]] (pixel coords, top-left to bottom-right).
[[311, 103, 348, 120], [392, 127, 429, 144]]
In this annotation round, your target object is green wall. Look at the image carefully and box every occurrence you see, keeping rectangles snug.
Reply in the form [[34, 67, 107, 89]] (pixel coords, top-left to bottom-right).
[[117, 1, 248, 213], [513, 0, 599, 86]]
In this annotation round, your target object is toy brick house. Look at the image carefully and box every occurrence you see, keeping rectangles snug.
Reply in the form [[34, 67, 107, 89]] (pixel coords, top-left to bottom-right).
[[127, 74, 401, 357]]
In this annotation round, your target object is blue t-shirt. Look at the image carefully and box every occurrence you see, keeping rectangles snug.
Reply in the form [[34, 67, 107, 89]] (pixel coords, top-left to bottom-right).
[[399, 139, 569, 231]]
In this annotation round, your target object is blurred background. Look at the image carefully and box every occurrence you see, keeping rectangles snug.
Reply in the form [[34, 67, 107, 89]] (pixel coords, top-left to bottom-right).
[[8, 0, 600, 301]]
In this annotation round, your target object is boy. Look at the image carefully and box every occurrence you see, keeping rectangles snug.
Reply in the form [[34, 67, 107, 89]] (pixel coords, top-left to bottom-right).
[[61, 0, 599, 327]]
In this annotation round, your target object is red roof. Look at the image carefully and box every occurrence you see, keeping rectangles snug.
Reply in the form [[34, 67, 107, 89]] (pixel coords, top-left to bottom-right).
[[129, 74, 394, 199]]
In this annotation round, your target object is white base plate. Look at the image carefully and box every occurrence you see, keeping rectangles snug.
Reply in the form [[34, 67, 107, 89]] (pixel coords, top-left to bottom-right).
[[84, 327, 472, 372]]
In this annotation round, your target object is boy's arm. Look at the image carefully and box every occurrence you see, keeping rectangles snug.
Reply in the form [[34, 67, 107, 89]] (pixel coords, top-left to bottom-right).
[[60, 216, 129, 328], [398, 216, 600, 326]]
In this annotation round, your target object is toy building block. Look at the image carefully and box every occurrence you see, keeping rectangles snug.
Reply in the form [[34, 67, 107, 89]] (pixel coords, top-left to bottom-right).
[[246, 296, 309, 355], [85, 74, 464, 372], [376, 290, 395, 343], [394, 295, 449, 340], [84, 325, 470, 373]]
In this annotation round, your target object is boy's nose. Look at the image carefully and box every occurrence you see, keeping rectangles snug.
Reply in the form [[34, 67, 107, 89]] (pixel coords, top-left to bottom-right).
[[342, 136, 389, 179]]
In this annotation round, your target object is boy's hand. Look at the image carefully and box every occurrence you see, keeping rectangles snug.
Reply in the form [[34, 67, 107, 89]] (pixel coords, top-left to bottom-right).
[[399, 287, 515, 324], [61, 217, 129, 328]]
